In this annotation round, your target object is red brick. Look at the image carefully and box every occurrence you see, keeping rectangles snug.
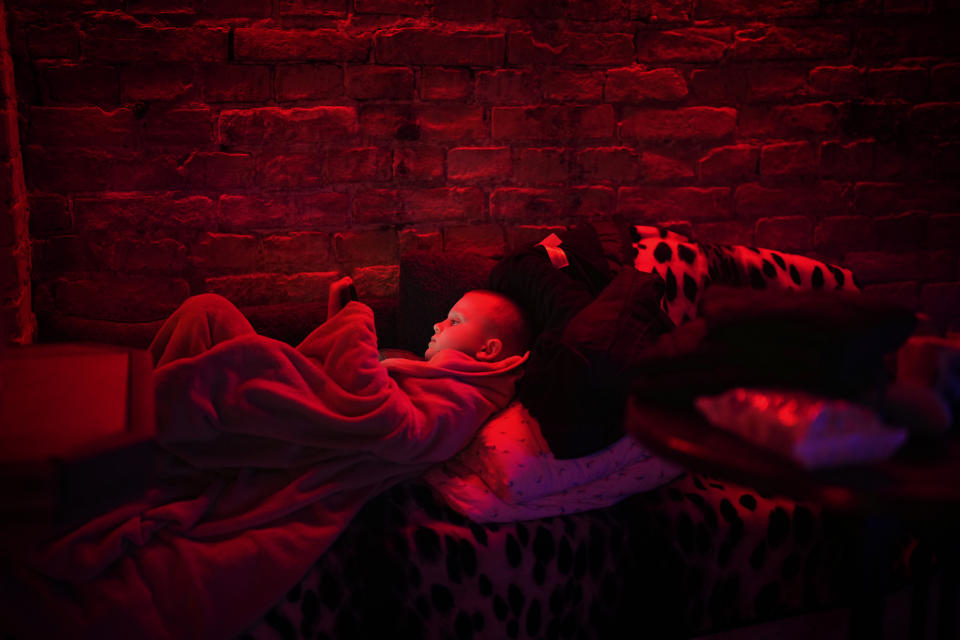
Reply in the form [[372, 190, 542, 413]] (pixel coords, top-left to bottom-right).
[[698, 144, 759, 183], [928, 214, 960, 249], [843, 250, 956, 284], [190, 232, 260, 272], [83, 22, 228, 62], [262, 232, 332, 272], [820, 139, 875, 179], [910, 102, 960, 139], [696, 0, 818, 17], [844, 101, 911, 140], [605, 67, 688, 103], [693, 221, 753, 246], [31, 235, 88, 276], [854, 182, 960, 215], [920, 282, 960, 332], [492, 105, 615, 141], [932, 64, 960, 99], [55, 276, 190, 322], [636, 27, 731, 63], [884, 0, 927, 13], [180, 151, 257, 189], [276, 65, 343, 101], [641, 153, 694, 183], [346, 66, 415, 100], [351, 265, 399, 299], [517, 148, 567, 184], [322, 147, 391, 182], [28, 194, 71, 236], [419, 67, 473, 101], [278, 0, 347, 16], [934, 143, 960, 177], [578, 147, 640, 183], [746, 67, 809, 103], [735, 182, 849, 218], [808, 65, 865, 97], [393, 146, 445, 183], [490, 188, 562, 220], [759, 141, 817, 178], [376, 29, 504, 66], [355, 0, 429, 14], [417, 105, 485, 142], [689, 68, 746, 105], [540, 69, 603, 102], [444, 224, 505, 258], [402, 187, 485, 222], [354, 189, 402, 224], [42, 64, 120, 104], [205, 272, 339, 306], [741, 102, 841, 137], [93, 234, 188, 274], [219, 107, 358, 146], [200, 64, 271, 102], [625, 0, 692, 22], [867, 67, 927, 100], [28, 24, 80, 59], [873, 141, 918, 180], [434, 0, 495, 19], [121, 63, 196, 102], [357, 106, 408, 143], [733, 26, 851, 61], [28, 106, 136, 148], [507, 31, 634, 66], [203, 0, 271, 17], [476, 70, 541, 105], [399, 228, 443, 254], [234, 28, 369, 62], [873, 211, 929, 250], [448, 147, 512, 182], [25, 147, 182, 192], [75, 194, 216, 232], [855, 25, 954, 63], [296, 192, 351, 228], [219, 194, 296, 231], [813, 216, 876, 252], [142, 107, 216, 147], [617, 186, 731, 220], [754, 216, 813, 252], [333, 228, 398, 265], [259, 153, 324, 189], [620, 107, 736, 142]]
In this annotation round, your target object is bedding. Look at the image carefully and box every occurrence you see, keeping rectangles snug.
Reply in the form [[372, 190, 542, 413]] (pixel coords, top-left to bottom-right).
[[1, 298, 526, 640]]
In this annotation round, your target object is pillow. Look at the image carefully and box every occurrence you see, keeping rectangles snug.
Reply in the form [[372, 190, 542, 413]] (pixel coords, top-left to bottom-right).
[[440, 401, 679, 503], [397, 250, 496, 353], [424, 401, 682, 522], [626, 224, 860, 326]]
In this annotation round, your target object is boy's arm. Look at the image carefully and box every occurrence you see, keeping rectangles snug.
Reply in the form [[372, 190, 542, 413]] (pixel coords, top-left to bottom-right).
[[327, 276, 359, 319]]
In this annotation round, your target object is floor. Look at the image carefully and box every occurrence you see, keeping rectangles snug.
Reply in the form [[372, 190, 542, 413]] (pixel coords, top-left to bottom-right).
[[693, 578, 955, 640]]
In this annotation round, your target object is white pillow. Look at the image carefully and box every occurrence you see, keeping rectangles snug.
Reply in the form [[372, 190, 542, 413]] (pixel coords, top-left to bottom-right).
[[437, 401, 682, 504]]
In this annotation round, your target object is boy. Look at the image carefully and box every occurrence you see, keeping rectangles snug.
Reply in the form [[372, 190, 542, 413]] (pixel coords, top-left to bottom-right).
[[7, 279, 528, 640]]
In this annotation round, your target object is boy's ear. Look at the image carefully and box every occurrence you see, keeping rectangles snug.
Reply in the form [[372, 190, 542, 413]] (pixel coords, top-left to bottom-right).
[[475, 338, 503, 362]]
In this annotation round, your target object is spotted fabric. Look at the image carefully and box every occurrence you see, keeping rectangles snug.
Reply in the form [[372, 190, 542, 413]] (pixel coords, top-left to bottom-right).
[[240, 476, 924, 639], [629, 225, 859, 326]]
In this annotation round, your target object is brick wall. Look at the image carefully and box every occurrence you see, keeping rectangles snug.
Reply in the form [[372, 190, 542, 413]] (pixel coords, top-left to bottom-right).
[[5, 0, 960, 344], [1, 0, 32, 345]]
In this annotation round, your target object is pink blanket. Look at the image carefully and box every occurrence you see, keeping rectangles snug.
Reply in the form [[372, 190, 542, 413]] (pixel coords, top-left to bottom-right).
[[2, 302, 525, 639]]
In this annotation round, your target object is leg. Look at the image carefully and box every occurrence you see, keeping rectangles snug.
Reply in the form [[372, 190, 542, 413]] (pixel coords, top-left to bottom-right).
[[149, 294, 256, 368]]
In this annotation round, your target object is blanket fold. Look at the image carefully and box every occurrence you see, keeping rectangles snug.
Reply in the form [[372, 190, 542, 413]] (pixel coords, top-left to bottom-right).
[[2, 301, 525, 640]]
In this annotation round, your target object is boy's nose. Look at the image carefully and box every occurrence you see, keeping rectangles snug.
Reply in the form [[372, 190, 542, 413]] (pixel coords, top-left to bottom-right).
[[434, 322, 442, 334]]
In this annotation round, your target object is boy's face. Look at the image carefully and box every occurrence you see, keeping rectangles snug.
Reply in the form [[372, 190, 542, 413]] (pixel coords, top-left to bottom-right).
[[425, 291, 502, 361]]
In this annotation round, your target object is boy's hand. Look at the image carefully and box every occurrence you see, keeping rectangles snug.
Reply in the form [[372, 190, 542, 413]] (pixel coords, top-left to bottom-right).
[[327, 276, 357, 319]]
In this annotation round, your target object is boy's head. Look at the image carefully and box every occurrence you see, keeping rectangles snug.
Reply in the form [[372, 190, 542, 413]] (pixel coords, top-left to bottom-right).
[[425, 290, 530, 362]]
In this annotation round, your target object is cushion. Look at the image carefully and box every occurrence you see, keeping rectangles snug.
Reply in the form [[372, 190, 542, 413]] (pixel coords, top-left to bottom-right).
[[424, 400, 682, 522], [626, 225, 860, 326]]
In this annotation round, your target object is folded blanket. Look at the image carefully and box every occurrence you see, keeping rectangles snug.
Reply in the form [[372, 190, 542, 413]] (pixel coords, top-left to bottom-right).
[[2, 302, 526, 640]]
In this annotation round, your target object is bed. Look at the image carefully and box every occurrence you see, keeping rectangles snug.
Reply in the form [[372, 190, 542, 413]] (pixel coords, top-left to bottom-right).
[[239, 223, 926, 639]]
